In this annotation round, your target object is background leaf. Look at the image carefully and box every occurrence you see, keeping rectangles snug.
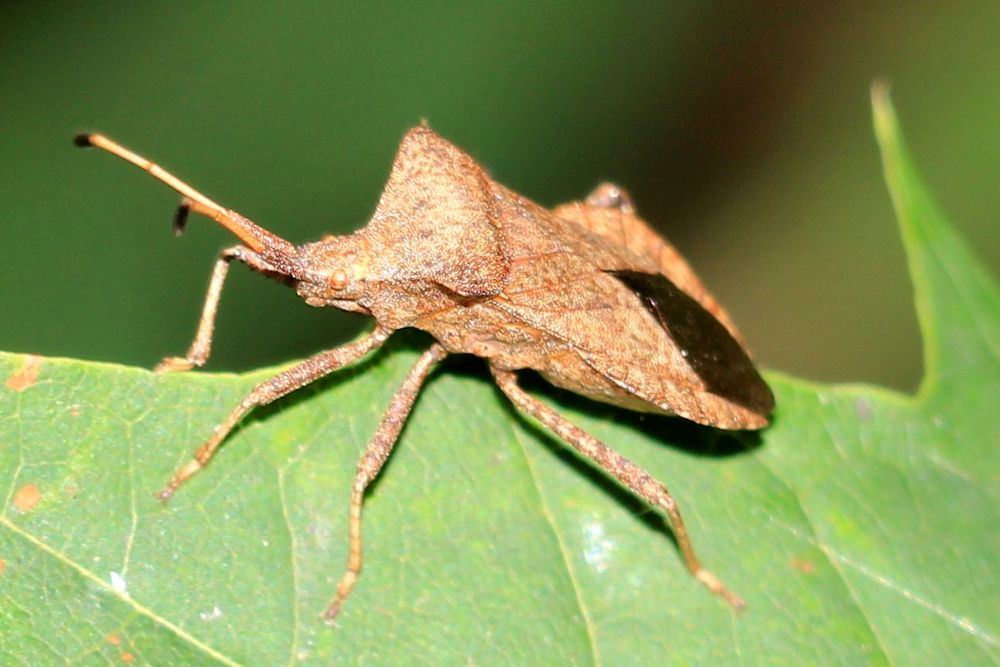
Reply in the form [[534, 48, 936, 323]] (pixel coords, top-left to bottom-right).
[[1, 93, 997, 665], [3, 3, 998, 392]]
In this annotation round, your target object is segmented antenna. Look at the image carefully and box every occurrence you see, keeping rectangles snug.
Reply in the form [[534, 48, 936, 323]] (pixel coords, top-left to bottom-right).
[[74, 133, 296, 259]]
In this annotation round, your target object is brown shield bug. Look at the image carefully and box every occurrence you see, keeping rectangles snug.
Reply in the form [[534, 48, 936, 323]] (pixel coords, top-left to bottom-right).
[[75, 126, 773, 621]]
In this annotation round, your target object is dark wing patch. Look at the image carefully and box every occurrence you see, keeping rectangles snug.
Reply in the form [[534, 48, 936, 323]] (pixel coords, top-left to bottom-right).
[[607, 270, 774, 415]]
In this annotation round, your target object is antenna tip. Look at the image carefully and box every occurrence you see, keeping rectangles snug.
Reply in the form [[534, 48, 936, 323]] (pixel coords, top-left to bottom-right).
[[73, 133, 94, 148], [173, 203, 191, 236]]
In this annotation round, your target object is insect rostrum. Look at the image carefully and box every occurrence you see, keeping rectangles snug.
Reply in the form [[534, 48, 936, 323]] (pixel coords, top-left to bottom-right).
[[75, 126, 774, 621]]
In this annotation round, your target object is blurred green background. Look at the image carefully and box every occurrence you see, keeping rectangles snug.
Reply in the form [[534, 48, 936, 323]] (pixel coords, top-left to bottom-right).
[[1, 3, 997, 391]]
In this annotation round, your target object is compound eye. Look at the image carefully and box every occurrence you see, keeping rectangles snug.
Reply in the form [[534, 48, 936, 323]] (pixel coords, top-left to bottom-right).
[[329, 268, 350, 290]]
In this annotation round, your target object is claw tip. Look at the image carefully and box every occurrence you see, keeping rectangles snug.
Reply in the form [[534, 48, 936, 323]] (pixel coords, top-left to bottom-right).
[[323, 603, 341, 625]]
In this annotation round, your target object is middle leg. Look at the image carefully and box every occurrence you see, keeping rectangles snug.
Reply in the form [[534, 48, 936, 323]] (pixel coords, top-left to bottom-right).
[[324, 343, 448, 622]]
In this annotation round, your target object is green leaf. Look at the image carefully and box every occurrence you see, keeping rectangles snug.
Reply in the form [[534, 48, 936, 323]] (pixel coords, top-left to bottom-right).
[[1, 88, 997, 665]]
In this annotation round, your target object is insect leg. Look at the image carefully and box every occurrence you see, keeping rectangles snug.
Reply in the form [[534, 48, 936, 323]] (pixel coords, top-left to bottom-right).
[[491, 367, 746, 611], [157, 327, 391, 501], [325, 343, 448, 622], [156, 245, 271, 373]]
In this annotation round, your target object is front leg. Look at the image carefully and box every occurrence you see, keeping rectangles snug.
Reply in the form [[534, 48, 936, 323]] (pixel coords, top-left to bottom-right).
[[155, 245, 280, 373], [158, 327, 391, 500]]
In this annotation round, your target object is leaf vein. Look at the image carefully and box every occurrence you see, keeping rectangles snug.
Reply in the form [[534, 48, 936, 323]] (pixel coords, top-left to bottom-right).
[[0, 514, 244, 667], [507, 418, 602, 667]]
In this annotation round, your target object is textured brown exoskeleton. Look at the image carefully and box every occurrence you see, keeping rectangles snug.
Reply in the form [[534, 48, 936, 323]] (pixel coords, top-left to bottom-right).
[[75, 126, 774, 621]]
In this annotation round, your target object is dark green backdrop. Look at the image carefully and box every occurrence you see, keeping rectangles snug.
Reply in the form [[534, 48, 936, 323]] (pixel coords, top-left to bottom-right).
[[2, 2, 997, 390]]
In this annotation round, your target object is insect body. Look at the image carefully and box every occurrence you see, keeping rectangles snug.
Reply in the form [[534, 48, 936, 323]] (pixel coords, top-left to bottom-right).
[[76, 127, 773, 620]]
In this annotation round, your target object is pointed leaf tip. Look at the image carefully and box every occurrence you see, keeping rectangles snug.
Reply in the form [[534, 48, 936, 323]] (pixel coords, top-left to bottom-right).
[[870, 79, 1000, 406], [870, 79, 896, 144]]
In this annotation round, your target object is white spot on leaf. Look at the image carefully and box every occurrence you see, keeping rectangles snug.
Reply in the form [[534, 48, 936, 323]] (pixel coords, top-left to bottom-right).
[[200, 605, 223, 621], [582, 520, 615, 573], [109, 571, 128, 596]]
